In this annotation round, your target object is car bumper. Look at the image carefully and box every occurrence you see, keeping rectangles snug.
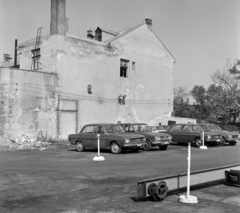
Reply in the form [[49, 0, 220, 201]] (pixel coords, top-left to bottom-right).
[[152, 140, 171, 145], [226, 139, 239, 143], [122, 143, 144, 148], [205, 138, 221, 144]]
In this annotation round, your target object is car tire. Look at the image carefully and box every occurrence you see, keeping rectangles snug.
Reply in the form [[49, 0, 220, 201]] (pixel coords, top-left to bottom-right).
[[218, 137, 226, 146], [159, 145, 168, 150], [229, 141, 237, 146], [76, 141, 84, 152], [143, 140, 152, 151], [110, 142, 122, 154], [195, 138, 202, 147]]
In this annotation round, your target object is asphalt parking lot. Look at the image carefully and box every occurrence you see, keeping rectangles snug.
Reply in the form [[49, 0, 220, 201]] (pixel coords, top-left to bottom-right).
[[0, 142, 240, 213]]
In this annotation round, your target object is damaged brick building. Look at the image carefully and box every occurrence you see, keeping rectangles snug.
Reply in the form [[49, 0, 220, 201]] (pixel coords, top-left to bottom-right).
[[0, 0, 175, 141]]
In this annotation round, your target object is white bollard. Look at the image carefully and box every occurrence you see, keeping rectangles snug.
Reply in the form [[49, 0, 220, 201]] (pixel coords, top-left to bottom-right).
[[179, 142, 198, 204], [200, 130, 208, 149], [93, 134, 105, 161]]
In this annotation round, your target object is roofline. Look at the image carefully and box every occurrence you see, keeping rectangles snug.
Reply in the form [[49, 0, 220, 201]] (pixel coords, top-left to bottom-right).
[[104, 23, 176, 63], [149, 28, 176, 63], [104, 23, 144, 44]]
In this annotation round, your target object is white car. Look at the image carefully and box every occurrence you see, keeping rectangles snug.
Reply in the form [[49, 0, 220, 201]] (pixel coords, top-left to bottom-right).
[[148, 126, 166, 133]]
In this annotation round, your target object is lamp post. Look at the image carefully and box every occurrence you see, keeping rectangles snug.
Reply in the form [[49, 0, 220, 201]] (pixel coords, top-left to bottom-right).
[[93, 134, 105, 161]]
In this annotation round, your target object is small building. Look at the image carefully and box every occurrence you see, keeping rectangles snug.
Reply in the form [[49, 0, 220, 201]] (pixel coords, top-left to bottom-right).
[[0, 0, 175, 140]]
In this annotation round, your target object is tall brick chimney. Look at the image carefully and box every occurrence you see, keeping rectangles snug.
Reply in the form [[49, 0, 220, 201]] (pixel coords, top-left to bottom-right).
[[50, 0, 69, 35]]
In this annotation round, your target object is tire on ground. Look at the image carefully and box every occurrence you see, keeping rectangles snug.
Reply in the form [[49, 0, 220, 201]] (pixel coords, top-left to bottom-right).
[[76, 141, 84, 152], [110, 142, 122, 154]]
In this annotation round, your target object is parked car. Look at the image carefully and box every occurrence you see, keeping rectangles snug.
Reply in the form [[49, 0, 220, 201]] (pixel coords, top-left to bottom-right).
[[165, 124, 222, 147], [68, 123, 146, 154], [199, 123, 239, 146], [119, 123, 172, 151]]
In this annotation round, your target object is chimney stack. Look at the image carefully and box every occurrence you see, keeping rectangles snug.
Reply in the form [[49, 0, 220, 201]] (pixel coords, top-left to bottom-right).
[[87, 30, 94, 39], [145, 18, 152, 30], [50, 0, 69, 35]]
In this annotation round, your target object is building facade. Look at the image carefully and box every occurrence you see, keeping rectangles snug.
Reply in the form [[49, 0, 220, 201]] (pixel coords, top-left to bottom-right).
[[0, 0, 175, 140]]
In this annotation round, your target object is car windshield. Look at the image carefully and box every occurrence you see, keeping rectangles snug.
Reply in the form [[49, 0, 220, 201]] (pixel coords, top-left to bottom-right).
[[156, 126, 165, 130], [138, 124, 150, 132], [104, 125, 124, 133], [149, 126, 157, 131]]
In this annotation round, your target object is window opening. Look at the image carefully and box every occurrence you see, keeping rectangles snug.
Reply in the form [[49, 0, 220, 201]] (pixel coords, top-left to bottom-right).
[[120, 59, 129, 78], [31, 48, 41, 70], [132, 61, 135, 70]]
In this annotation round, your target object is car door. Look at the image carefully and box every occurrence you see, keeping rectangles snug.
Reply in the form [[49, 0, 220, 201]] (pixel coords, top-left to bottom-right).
[[181, 125, 196, 143], [81, 125, 95, 148], [167, 125, 184, 142], [91, 125, 109, 148]]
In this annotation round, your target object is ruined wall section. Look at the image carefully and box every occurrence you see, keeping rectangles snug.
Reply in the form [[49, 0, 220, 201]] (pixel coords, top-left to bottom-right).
[[0, 67, 57, 141]]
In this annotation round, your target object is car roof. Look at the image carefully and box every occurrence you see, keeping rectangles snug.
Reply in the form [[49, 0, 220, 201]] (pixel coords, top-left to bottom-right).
[[119, 123, 147, 125], [84, 123, 121, 126], [170, 123, 199, 126]]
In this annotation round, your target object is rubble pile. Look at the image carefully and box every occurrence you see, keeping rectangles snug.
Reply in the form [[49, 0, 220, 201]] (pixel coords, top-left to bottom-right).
[[0, 134, 52, 150]]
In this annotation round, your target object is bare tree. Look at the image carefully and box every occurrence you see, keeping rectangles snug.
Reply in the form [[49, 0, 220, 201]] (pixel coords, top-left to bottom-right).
[[173, 87, 188, 105], [211, 68, 239, 92]]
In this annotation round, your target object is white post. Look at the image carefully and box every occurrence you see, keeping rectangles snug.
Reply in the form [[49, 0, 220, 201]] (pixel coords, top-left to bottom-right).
[[179, 142, 198, 203], [93, 134, 105, 161], [200, 130, 208, 149], [186, 142, 191, 198]]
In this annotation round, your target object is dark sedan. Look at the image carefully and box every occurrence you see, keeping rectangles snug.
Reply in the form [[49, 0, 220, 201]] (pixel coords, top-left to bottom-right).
[[165, 124, 222, 147], [119, 123, 172, 151], [199, 123, 239, 146], [68, 123, 146, 154]]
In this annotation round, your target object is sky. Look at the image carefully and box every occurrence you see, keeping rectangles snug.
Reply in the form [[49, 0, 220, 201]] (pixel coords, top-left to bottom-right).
[[0, 0, 240, 91]]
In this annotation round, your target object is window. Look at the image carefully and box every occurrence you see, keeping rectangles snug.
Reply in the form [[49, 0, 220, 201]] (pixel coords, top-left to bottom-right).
[[31, 48, 41, 70], [120, 59, 129, 78], [169, 125, 182, 131], [132, 62, 135, 70], [82, 126, 94, 133], [183, 125, 193, 132]]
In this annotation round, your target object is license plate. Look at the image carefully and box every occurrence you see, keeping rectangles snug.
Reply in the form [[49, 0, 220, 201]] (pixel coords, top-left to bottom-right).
[[137, 144, 142, 147], [162, 141, 169, 145], [216, 139, 220, 142]]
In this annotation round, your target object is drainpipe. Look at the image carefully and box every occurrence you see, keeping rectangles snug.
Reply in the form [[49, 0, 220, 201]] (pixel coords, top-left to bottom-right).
[[14, 39, 18, 67]]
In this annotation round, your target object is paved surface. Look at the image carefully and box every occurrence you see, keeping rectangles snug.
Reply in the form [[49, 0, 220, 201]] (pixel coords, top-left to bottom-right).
[[0, 142, 239, 213]]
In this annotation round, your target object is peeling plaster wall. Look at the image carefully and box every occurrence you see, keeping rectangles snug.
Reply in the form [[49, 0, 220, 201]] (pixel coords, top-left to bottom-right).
[[0, 67, 57, 141], [17, 24, 174, 138]]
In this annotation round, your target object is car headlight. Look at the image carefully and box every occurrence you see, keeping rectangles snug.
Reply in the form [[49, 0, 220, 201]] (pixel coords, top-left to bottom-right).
[[155, 136, 160, 140], [207, 135, 211, 139], [238, 135, 240, 139], [168, 135, 172, 140], [143, 138, 146, 141], [228, 135, 232, 139], [125, 138, 130, 143]]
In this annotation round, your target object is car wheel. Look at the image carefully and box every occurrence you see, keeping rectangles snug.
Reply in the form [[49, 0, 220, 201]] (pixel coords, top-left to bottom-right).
[[229, 141, 237, 146], [76, 141, 84, 152], [195, 138, 202, 147], [143, 140, 152, 151], [159, 145, 168, 150], [218, 137, 226, 146], [110, 142, 122, 154]]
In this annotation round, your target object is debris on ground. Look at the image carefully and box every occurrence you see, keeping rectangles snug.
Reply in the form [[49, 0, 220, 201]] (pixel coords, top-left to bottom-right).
[[0, 134, 52, 150]]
